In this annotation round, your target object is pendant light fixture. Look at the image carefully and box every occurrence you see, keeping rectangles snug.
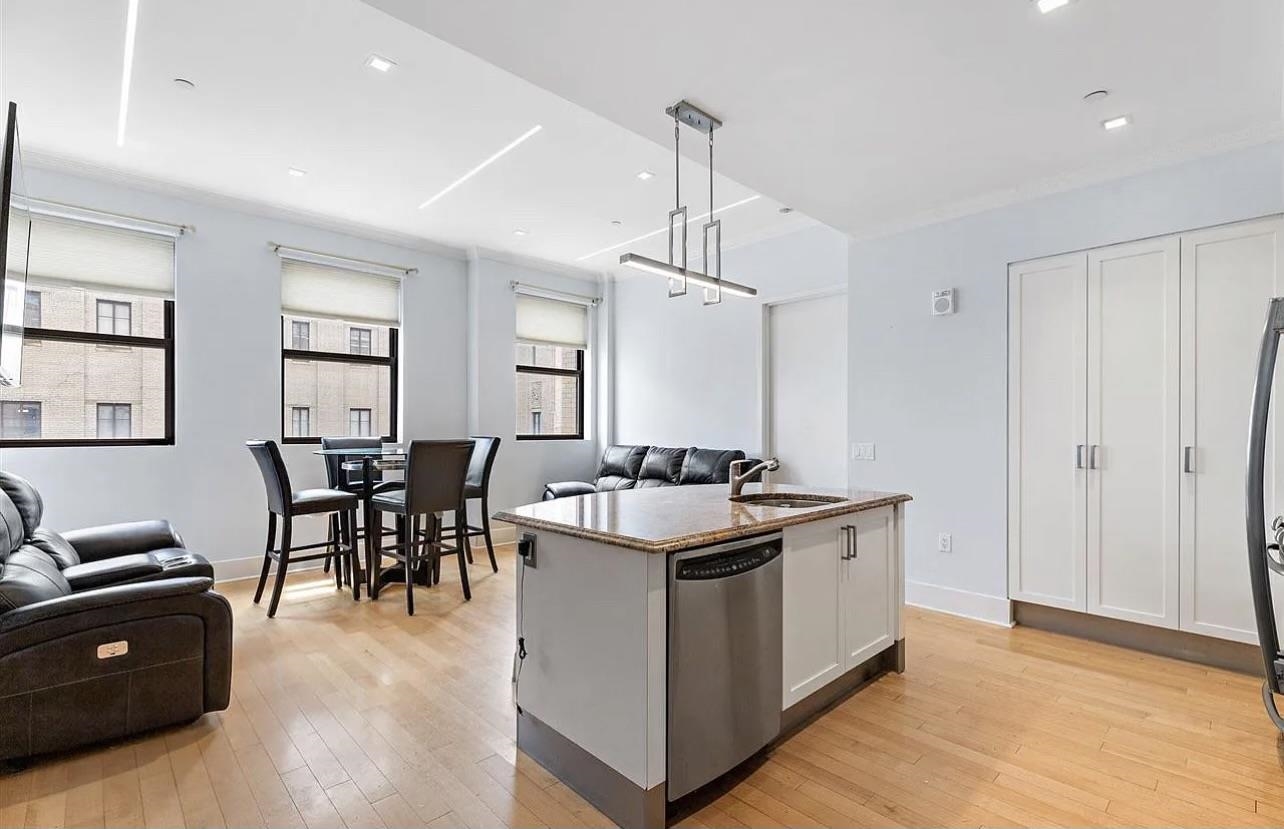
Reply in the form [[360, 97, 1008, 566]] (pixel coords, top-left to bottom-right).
[[619, 100, 758, 301]]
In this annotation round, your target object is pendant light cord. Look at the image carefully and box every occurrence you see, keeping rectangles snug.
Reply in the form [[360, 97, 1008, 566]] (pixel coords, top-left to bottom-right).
[[708, 131, 714, 221], [674, 115, 681, 212]]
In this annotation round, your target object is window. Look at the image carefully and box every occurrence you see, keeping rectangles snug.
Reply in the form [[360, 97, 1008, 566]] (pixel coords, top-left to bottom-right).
[[0, 214, 177, 446], [349, 327, 372, 355], [96, 403, 132, 439], [23, 291, 40, 328], [290, 406, 311, 437], [0, 402, 40, 439], [279, 256, 400, 443], [291, 320, 310, 350], [515, 293, 587, 440], [349, 407, 372, 436], [96, 299, 132, 335]]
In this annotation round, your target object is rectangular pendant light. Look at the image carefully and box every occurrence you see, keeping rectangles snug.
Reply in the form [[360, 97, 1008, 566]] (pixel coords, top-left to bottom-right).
[[619, 253, 757, 298]]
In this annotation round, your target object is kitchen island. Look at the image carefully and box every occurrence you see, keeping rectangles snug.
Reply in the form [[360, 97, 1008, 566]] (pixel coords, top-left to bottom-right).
[[494, 483, 911, 829]]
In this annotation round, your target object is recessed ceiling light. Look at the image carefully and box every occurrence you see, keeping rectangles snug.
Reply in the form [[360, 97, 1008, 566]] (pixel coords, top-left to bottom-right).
[[513, 228, 528, 236], [1037, 0, 1071, 13], [417, 125, 543, 210], [636, 170, 655, 181], [288, 167, 308, 177], [115, 0, 140, 147], [1102, 115, 1131, 131], [365, 54, 396, 73]]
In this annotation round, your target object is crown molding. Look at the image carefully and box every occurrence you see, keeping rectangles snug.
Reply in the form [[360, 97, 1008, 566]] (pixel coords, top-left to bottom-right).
[[845, 122, 1284, 243], [24, 149, 470, 262]]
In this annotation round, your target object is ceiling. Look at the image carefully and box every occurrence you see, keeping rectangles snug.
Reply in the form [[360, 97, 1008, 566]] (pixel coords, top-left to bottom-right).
[[366, 0, 1284, 240], [0, 0, 807, 273]]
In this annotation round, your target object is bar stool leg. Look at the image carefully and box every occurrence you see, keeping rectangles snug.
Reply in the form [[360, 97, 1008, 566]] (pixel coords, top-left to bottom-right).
[[405, 513, 418, 616], [456, 508, 471, 601], [331, 512, 344, 590], [324, 514, 336, 574], [267, 516, 292, 618], [347, 507, 360, 601], [463, 505, 474, 565], [432, 516, 442, 585], [253, 512, 276, 604], [371, 509, 385, 601], [481, 494, 498, 572]]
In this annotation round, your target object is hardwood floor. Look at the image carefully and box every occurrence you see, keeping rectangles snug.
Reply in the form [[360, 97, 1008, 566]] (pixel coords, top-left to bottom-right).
[[3, 543, 1284, 828]]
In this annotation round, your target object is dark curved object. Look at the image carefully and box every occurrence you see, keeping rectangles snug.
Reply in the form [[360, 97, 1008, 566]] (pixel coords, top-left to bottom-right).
[[542, 444, 755, 500], [1246, 297, 1284, 730], [0, 470, 231, 763]]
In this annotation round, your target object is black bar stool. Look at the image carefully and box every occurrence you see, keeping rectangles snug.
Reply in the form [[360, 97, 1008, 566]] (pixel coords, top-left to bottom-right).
[[369, 439, 474, 614], [440, 435, 502, 572], [319, 436, 403, 579], [246, 439, 360, 617]]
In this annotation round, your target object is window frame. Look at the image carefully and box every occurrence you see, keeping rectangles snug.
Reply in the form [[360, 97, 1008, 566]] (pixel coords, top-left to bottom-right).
[[0, 300, 176, 448], [349, 406, 372, 437], [96, 299, 132, 336], [23, 290, 40, 329], [291, 319, 311, 351], [349, 326, 372, 356], [280, 316, 398, 445], [96, 402, 133, 439], [0, 401, 41, 440], [290, 406, 311, 438], [515, 345, 584, 441]]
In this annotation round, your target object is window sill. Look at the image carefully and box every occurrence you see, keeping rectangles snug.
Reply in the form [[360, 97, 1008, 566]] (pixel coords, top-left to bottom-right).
[[515, 434, 587, 442], [0, 438, 173, 448]]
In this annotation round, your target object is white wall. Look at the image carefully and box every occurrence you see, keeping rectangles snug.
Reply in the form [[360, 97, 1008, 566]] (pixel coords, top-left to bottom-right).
[[849, 141, 1284, 622], [468, 255, 604, 514], [1, 167, 475, 578], [614, 223, 848, 452]]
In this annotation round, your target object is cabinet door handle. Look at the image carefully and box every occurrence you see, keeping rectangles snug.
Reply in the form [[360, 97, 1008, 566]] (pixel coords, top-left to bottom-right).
[[849, 525, 858, 561], [1183, 445, 1195, 474], [1089, 445, 1101, 470], [839, 526, 850, 579], [1075, 444, 1086, 469]]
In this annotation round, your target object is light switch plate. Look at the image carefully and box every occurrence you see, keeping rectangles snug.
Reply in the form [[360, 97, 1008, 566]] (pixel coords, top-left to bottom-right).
[[852, 442, 876, 461], [938, 533, 952, 553]]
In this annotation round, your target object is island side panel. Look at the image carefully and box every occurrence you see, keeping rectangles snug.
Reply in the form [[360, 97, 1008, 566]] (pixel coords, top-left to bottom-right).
[[514, 529, 666, 795]]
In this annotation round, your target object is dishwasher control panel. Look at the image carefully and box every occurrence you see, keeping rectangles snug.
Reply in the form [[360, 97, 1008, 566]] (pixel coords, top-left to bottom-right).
[[675, 544, 781, 580]]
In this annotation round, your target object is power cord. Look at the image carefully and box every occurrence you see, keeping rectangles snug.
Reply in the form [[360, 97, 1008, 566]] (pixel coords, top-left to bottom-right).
[[513, 553, 527, 712]]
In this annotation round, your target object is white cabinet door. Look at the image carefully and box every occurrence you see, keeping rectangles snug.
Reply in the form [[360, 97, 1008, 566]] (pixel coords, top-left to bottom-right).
[[1008, 254, 1088, 611], [1180, 217, 1284, 643], [1086, 237, 1181, 629], [841, 506, 895, 670], [781, 516, 845, 708]]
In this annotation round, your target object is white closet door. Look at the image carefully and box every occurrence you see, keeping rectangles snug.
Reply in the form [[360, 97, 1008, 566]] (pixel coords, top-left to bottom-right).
[[1180, 217, 1284, 643], [1008, 254, 1087, 611], [1086, 237, 1181, 629]]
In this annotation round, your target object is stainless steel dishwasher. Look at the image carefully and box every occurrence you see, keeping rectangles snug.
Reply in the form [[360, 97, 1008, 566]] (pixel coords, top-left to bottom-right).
[[667, 533, 783, 801]]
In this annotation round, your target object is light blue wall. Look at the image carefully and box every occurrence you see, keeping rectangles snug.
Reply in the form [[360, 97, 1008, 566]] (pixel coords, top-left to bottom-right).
[[848, 141, 1284, 605]]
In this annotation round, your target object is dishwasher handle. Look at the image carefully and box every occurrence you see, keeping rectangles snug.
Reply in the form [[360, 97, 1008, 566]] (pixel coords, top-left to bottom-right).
[[675, 544, 782, 581]]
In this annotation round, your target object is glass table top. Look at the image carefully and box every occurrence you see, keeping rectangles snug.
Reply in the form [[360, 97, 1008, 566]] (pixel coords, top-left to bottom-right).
[[312, 445, 405, 456]]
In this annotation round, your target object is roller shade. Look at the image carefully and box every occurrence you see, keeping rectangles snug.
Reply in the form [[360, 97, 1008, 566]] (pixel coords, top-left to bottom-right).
[[516, 294, 588, 349], [26, 217, 175, 298], [281, 259, 401, 326]]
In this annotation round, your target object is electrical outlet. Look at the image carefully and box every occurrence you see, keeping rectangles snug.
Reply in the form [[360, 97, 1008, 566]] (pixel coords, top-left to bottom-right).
[[852, 442, 876, 461], [937, 533, 952, 553]]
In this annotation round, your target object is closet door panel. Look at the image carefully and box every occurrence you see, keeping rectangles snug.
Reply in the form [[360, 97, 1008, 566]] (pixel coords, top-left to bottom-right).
[[1087, 237, 1180, 629], [1180, 217, 1284, 643], [1008, 254, 1087, 611]]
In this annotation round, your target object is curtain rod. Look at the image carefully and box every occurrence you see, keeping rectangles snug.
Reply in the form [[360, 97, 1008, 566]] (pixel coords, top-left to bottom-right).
[[268, 242, 417, 277], [510, 280, 600, 306], [21, 196, 192, 237]]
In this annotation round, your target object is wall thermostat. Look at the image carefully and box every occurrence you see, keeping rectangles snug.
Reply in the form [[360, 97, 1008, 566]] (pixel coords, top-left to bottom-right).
[[931, 289, 956, 316]]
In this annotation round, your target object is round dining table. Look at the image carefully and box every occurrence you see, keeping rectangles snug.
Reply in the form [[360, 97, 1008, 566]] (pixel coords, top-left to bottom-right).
[[311, 445, 430, 593]]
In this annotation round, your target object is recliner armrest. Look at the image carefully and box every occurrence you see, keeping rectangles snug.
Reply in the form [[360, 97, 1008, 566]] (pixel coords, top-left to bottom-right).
[[543, 481, 595, 500], [63, 519, 185, 562], [0, 577, 213, 634]]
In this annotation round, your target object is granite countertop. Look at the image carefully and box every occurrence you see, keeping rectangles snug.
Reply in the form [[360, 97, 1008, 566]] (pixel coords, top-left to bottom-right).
[[493, 483, 912, 554]]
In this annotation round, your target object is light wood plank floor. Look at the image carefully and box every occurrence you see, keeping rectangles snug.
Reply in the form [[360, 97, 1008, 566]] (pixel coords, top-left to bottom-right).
[[3, 542, 1284, 828]]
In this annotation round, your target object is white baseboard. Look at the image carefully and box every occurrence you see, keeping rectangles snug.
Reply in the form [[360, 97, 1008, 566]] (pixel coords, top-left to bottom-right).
[[906, 580, 1013, 627]]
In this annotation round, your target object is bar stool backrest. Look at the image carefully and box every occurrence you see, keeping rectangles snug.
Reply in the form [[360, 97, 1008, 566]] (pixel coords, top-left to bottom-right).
[[320, 436, 384, 490], [465, 436, 502, 492], [404, 440, 475, 515], [247, 440, 291, 516]]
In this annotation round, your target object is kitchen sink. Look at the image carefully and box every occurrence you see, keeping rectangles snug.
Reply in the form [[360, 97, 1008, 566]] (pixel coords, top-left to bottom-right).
[[730, 493, 846, 509]]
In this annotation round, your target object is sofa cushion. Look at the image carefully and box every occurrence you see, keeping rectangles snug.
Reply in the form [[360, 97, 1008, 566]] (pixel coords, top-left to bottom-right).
[[597, 445, 648, 480], [0, 472, 43, 541], [679, 448, 746, 485], [638, 447, 687, 485], [28, 528, 80, 570], [595, 476, 638, 492], [0, 546, 73, 613]]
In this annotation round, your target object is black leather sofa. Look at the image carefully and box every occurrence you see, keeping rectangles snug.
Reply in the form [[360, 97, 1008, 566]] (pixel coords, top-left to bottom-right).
[[0, 472, 232, 762], [543, 445, 759, 500]]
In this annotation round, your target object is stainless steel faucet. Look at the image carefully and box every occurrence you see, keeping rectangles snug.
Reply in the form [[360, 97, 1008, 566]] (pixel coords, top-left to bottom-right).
[[730, 458, 780, 497]]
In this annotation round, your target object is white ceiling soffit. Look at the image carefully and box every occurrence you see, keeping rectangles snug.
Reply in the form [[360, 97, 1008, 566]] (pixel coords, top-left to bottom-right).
[[363, 0, 1284, 241], [0, 0, 809, 272]]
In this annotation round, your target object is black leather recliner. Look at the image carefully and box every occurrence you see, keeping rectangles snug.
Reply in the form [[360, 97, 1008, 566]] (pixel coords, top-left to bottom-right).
[[0, 471, 232, 762], [543, 445, 760, 500]]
